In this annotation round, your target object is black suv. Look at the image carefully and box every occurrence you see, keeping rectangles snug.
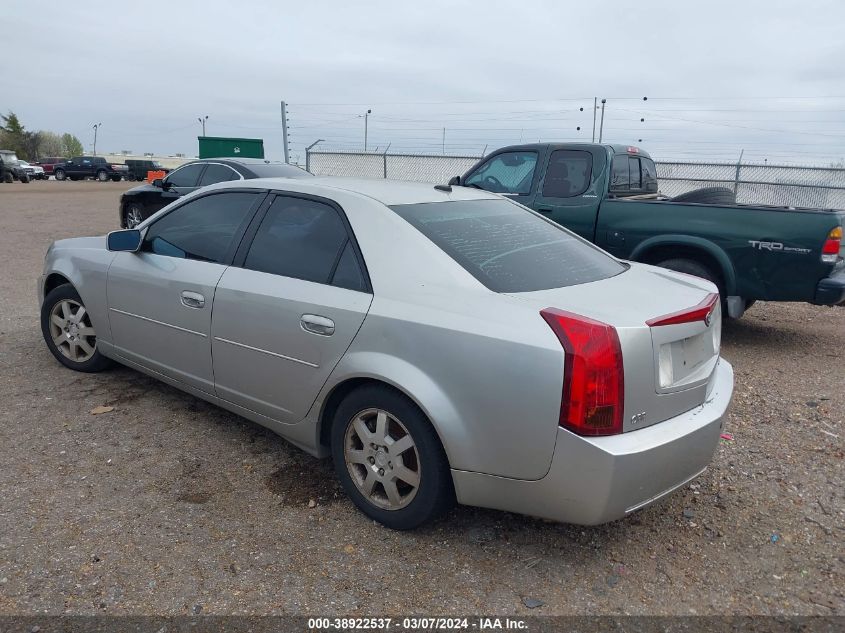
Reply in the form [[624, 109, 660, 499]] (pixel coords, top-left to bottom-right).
[[54, 156, 128, 182], [119, 158, 313, 227], [125, 159, 169, 181], [0, 150, 29, 183]]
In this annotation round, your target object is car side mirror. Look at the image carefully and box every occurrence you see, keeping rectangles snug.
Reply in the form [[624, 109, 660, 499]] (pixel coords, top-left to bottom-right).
[[152, 178, 164, 188], [107, 229, 143, 252], [448, 175, 461, 186]]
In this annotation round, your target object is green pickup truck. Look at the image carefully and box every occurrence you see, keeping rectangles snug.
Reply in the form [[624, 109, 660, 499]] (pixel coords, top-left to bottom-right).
[[450, 143, 845, 318]]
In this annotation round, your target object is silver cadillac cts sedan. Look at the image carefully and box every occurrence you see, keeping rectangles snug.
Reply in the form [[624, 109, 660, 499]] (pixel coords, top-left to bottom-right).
[[39, 177, 734, 530]]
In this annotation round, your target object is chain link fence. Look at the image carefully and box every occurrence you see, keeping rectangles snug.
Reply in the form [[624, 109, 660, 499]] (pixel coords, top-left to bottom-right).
[[306, 149, 845, 209]]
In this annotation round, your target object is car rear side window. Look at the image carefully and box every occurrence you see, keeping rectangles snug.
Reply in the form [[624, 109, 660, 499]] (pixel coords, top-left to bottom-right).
[[542, 150, 593, 198], [166, 163, 204, 188], [143, 192, 259, 263], [391, 199, 625, 293], [243, 195, 363, 288], [199, 163, 240, 186]]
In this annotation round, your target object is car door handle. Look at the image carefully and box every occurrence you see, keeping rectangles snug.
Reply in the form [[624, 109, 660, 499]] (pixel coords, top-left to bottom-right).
[[180, 291, 205, 309], [537, 207, 553, 213], [301, 314, 335, 336]]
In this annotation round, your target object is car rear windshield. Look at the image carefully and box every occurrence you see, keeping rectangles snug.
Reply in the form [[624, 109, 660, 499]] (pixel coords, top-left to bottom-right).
[[390, 199, 625, 292], [245, 163, 313, 179]]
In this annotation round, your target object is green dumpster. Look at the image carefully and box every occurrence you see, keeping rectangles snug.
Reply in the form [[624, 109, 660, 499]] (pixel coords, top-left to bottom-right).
[[198, 136, 265, 159]]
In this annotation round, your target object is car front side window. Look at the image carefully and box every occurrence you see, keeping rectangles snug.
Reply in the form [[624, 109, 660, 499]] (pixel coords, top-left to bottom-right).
[[142, 192, 260, 263], [464, 151, 538, 195], [165, 163, 205, 188]]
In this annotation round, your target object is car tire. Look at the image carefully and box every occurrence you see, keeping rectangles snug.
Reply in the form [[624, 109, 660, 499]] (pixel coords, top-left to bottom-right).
[[2, 172, 11, 183], [671, 187, 736, 205], [54, 169, 66, 181], [123, 203, 145, 229], [331, 385, 454, 530], [96, 170, 108, 182], [111, 176, 121, 182], [41, 283, 113, 373]]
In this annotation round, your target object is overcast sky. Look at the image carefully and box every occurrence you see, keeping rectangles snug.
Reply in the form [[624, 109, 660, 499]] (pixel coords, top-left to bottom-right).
[[4, 0, 845, 164]]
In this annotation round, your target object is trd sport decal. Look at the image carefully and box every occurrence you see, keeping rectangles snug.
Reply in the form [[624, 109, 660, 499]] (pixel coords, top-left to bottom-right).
[[748, 240, 811, 254]]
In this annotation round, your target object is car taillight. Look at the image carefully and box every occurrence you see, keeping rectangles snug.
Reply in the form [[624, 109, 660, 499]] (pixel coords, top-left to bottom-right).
[[821, 227, 842, 264], [646, 293, 719, 327], [540, 308, 624, 436]]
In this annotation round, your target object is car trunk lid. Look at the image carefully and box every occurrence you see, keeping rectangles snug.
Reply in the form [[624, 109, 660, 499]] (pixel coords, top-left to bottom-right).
[[510, 263, 723, 432]]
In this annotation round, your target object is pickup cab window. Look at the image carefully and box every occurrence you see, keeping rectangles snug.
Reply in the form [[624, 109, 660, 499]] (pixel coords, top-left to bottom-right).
[[465, 151, 537, 195], [610, 155, 629, 192], [542, 150, 593, 198]]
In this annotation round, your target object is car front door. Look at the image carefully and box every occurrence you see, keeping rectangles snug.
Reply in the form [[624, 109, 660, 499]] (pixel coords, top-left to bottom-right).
[[152, 163, 207, 212], [106, 190, 265, 393], [211, 193, 372, 423], [532, 148, 603, 241], [463, 150, 540, 207]]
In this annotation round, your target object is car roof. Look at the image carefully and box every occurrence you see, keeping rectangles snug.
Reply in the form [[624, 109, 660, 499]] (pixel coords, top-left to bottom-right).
[[207, 176, 503, 206]]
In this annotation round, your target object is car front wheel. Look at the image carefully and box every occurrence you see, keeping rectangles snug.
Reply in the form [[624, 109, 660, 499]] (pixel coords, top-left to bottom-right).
[[331, 385, 454, 530], [41, 284, 113, 373], [54, 169, 66, 181], [123, 203, 144, 228]]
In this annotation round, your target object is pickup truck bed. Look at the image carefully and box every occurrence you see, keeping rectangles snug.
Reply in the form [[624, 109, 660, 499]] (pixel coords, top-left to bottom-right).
[[456, 143, 845, 317]]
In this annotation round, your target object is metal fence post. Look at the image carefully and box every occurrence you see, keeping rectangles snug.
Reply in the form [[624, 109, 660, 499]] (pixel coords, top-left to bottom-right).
[[305, 149, 310, 174], [383, 144, 391, 179], [734, 149, 744, 194]]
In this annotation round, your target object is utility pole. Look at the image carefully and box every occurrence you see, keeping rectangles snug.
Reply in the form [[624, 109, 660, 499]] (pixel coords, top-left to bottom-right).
[[442, 127, 446, 154], [363, 109, 372, 152], [598, 99, 606, 143], [281, 101, 290, 163], [92, 123, 102, 156], [592, 97, 597, 142], [197, 115, 208, 136]]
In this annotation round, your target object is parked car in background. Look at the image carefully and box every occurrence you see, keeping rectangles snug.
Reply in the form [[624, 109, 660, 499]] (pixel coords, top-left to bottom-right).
[[118, 157, 313, 228], [452, 143, 845, 317], [53, 156, 129, 182], [0, 150, 29, 183], [125, 159, 170, 182], [35, 157, 68, 177], [18, 160, 46, 180], [40, 177, 733, 530]]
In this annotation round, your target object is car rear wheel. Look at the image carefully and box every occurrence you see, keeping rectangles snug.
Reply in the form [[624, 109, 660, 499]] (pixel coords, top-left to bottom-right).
[[123, 203, 144, 228], [96, 170, 108, 182], [331, 385, 454, 530], [41, 284, 113, 373], [54, 169, 66, 181], [656, 257, 732, 317]]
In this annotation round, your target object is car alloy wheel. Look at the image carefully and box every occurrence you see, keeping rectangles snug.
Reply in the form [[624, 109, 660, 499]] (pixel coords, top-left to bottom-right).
[[48, 298, 97, 363], [343, 407, 421, 510], [97, 170, 108, 182], [125, 204, 144, 228], [54, 169, 65, 181]]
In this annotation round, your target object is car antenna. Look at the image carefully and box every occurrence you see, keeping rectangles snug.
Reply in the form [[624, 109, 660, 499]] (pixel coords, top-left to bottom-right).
[[434, 184, 452, 192]]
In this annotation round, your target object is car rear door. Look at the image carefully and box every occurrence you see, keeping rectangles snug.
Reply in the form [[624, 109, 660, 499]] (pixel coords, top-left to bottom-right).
[[211, 192, 372, 423], [107, 190, 265, 393]]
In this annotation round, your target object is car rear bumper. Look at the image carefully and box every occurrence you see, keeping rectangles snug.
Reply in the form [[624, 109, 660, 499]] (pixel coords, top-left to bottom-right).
[[452, 359, 733, 525], [814, 265, 845, 305]]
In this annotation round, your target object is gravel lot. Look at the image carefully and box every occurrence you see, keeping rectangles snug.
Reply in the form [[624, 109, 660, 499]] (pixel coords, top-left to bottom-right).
[[0, 180, 842, 616]]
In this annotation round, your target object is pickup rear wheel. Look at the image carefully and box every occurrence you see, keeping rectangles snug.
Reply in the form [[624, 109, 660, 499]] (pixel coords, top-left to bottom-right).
[[656, 258, 730, 315], [54, 168, 66, 181], [96, 170, 108, 182]]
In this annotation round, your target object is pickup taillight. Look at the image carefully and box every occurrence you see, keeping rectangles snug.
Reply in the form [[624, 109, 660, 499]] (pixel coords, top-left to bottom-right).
[[821, 227, 842, 264]]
